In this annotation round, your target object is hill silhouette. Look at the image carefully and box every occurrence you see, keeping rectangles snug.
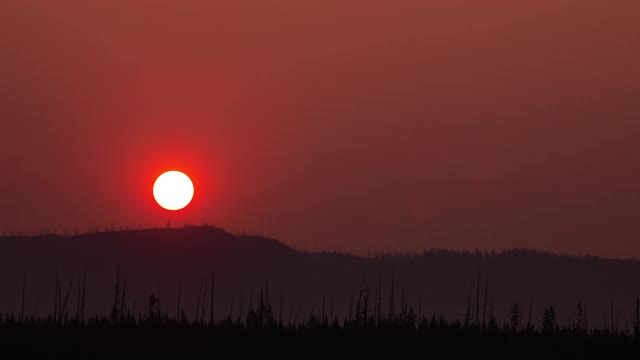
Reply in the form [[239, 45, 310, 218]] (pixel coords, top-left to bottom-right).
[[1, 226, 639, 328]]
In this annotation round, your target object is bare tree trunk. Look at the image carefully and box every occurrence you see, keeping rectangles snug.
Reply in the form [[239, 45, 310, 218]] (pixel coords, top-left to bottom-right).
[[201, 281, 208, 323], [279, 290, 284, 325], [57, 276, 61, 321], [112, 266, 120, 320], [76, 273, 81, 320], [489, 296, 495, 325], [322, 297, 326, 325], [20, 272, 26, 322], [528, 296, 533, 329], [238, 291, 245, 324], [61, 277, 75, 320], [210, 272, 215, 326], [176, 280, 182, 321], [330, 299, 334, 323], [348, 285, 355, 324], [636, 297, 639, 338], [265, 281, 269, 310], [120, 280, 127, 321], [81, 266, 87, 322], [465, 286, 471, 327], [482, 278, 488, 327], [388, 272, 395, 321], [53, 269, 58, 323], [195, 280, 204, 322], [293, 304, 301, 326], [611, 303, 615, 334], [377, 277, 382, 324], [248, 287, 253, 313], [476, 270, 480, 327], [288, 303, 294, 326]]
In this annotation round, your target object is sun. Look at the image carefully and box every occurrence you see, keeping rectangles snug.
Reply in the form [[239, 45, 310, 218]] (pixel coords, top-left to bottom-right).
[[153, 171, 195, 211]]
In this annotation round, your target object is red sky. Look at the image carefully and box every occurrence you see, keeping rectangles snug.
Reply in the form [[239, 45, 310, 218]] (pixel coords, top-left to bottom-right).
[[1, 1, 639, 257]]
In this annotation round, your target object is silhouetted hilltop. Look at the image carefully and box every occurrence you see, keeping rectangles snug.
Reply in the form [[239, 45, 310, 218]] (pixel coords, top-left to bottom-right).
[[1, 226, 639, 328]]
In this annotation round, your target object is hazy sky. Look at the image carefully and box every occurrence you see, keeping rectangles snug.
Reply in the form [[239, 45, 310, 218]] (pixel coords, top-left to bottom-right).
[[1, 1, 639, 257]]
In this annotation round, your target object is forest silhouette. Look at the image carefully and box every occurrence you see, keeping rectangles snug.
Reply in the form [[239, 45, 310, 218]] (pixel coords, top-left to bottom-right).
[[2, 226, 640, 356]]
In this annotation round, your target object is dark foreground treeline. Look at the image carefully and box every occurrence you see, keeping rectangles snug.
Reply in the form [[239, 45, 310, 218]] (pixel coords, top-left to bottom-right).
[[0, 314, 638, 357], [2, 290, 640, 358]]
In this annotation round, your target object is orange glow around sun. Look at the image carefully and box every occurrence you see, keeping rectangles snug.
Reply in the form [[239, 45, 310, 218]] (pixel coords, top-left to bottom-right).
[[153, 171, 194, 211]]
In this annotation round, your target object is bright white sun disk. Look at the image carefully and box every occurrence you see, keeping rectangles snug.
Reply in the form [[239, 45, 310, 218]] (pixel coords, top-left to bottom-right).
[[153, 171, 194, 211]]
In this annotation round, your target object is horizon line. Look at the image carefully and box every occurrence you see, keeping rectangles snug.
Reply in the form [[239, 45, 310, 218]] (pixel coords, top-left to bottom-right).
[[1, 224, 636, 262]]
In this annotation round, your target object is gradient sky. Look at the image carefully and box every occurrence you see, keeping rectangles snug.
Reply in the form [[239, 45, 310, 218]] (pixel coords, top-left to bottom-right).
[[1, 1, 639, 257]]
